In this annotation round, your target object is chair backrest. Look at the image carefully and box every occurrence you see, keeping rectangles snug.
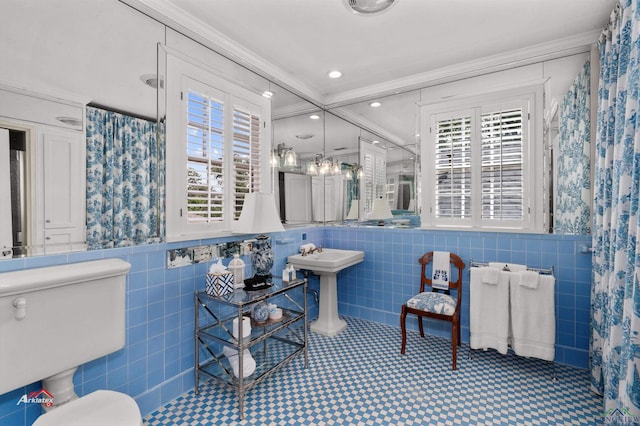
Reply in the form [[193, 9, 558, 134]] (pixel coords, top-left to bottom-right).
[[419, 252, 466, 297]]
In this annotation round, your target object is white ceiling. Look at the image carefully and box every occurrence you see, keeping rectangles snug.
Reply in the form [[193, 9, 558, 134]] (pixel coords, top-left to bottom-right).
[[126, 0, 616, 105]]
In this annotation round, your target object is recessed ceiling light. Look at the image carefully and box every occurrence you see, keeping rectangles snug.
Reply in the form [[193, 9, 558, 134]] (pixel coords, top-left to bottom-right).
[[369, 101, 381, 108], [328, 70, 342, 79], [262, 90, 274, 99], [372, 140, 379, 144], [309, 114, 321, 120]]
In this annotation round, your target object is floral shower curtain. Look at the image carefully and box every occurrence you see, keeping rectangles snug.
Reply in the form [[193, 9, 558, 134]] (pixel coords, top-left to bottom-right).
[[555, 60, 591, 235], [590, 0, 640, 416], [86, 106, 164, 249]]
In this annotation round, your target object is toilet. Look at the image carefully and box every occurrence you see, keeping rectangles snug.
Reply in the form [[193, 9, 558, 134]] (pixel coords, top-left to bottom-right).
[[0, 259, 142, 425]]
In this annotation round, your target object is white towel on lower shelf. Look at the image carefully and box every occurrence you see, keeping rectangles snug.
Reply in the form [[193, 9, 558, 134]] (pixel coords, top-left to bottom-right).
[[222, 345, 257, 378], [509, 273, 555, 361], [470, 267, 510, 355], [431, 251, 450, 290]]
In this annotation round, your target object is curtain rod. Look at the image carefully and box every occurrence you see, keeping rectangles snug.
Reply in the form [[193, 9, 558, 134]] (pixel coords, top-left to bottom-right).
[[87, 102, 157, 123]]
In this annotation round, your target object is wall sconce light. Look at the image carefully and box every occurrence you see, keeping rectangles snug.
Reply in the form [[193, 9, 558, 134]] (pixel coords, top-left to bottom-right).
[[273, 143, 298, 168], [342, 163, 363, 180]]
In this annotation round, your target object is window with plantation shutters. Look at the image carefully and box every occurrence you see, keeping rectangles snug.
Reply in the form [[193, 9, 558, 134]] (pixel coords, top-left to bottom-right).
[[434, 114, 472, 221], [232, 107, 262, 220], [166, 55, 271, 241], [421, 86, 542, 231], [360, 138, 387, 214], [480, 108, 524, 221], [185, 94, 263, 224], [186, 91, 225, 223]]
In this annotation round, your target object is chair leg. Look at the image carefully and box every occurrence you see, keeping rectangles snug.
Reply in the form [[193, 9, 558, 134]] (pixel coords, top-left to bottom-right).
[[457, 316, 461, 347], [400, 305, 407, 354], [418, 316, 424, 338], [452, 321, 458, 370]]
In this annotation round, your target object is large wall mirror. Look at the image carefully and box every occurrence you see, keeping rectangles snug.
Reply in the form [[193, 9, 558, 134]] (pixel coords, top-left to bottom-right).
[[1, 1, 593, 259]]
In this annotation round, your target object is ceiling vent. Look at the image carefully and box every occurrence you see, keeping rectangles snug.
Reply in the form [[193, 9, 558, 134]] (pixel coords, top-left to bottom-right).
[[343, 0, 398, 15]]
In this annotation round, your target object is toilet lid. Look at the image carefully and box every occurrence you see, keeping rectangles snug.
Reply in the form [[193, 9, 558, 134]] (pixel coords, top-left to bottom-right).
[[33, 390, 141, 426]]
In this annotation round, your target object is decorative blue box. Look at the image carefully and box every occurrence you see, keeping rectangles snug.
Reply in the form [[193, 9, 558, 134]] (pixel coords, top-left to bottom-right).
[[206, 272, 234, 297]]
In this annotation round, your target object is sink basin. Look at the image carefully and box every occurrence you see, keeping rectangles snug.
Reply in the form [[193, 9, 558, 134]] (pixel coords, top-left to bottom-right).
[[287, 248, 364, 337], [287, 249, 364, 274]]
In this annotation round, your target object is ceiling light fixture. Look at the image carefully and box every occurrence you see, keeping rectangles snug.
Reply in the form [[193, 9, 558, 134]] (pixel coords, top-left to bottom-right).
[[369, 101, 381, 107], [309, 114, 321, 120], [328, 70, 342, 79], [140, 74, 164, 89], [343, 0, 398, 15], [262, 90, 274, 99]]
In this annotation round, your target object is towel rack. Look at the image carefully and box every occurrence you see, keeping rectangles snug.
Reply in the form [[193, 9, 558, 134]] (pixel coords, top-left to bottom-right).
[[469, 259, 554, 276], [468, 258, 557, 380]]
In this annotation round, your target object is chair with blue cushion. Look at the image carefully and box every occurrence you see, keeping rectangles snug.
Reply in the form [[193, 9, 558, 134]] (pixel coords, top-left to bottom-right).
[[400, 251, 466, 370]]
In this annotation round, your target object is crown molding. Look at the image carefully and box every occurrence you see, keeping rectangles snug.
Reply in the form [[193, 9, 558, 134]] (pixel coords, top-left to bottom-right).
[[119, 1, 601, 110], [324, 30, 601, 108], [120, 0, 325, 105]]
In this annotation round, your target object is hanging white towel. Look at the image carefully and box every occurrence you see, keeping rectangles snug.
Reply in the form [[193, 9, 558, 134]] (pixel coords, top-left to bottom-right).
[[469, 266, 510, 355], [431, 251, 450, 290], [519, 270, 540, 289], [481, 267, 500, 285], [509, 273, 555, 361], [489, 262, 527, 272]]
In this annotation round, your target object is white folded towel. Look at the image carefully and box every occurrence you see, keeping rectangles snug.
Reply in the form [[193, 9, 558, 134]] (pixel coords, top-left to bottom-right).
[[481, 267, 500, 285], [489, 262, 527, 272], [509, 273, 555, 361], [470, 267, 510, 354], [431, 251, 450, 290], [519, 270, 540, 289], [223, 345, 256, 378], [299, 243, 316, 253]]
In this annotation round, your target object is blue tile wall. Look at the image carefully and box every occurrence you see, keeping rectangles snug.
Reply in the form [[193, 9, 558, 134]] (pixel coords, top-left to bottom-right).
[[0, 225, 591, 424], [322, 227, 593, 369]]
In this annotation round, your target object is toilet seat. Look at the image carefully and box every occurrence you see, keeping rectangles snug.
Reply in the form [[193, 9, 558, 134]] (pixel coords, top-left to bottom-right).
[[33, 390, 141, 426]]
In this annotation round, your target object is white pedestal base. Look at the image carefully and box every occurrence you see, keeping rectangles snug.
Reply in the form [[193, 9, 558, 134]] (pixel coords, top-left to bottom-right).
[[310, 272, 347, 336]]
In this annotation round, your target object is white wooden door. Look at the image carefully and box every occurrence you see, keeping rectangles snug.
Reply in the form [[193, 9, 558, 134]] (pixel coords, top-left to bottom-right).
[[0, 129, 12, 258], [283, 173, 312, 223]]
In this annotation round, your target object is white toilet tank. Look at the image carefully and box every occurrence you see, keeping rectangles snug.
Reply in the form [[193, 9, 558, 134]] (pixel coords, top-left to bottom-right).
[[0, 259, 131, 395]]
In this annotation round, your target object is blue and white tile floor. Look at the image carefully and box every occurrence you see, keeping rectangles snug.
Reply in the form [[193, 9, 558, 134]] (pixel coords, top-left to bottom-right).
[[144, 317, 603, 425]]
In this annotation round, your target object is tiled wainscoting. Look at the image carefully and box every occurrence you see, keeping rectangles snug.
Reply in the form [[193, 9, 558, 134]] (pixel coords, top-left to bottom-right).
[[0, 225, 590, 424]]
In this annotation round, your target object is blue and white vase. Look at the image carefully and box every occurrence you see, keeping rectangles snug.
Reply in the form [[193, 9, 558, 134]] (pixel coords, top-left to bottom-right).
[[252, 301, 269, 323], [252, 235, 273, 277]]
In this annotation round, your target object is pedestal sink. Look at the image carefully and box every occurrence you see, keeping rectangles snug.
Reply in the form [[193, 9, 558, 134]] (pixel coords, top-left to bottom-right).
[[288, 249, 364, 336]]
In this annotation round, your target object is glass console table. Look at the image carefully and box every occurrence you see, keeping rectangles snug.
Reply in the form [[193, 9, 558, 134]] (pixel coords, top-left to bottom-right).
[[194, 277, 308, 419]]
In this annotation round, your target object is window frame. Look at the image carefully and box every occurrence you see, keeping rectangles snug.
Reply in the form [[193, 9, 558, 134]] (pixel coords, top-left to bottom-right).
[[420, 84, 544, 232], [166, 55, 272, 242]]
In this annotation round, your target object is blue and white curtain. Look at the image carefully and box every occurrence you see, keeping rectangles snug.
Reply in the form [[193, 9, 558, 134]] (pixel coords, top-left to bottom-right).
[[86, 106, 164, 249], [555, 60, 591, 235], [590, 0, 640, 416]]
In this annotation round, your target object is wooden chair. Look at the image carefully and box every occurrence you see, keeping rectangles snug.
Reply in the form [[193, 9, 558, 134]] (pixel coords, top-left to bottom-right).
[[400, 251, 466, 370]]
